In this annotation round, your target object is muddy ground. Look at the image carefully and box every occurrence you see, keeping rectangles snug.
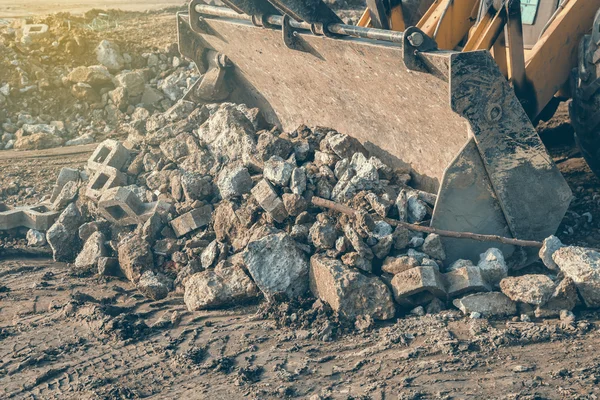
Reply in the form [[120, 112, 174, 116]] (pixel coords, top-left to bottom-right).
[[3, 7, 600, 400]]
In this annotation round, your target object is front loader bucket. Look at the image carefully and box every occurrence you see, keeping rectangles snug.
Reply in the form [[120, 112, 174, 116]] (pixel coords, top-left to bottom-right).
[[177, 2, 572, 267]]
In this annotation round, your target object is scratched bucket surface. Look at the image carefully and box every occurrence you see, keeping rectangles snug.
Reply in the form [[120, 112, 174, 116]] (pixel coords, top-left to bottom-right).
[[178, 13, 468, 193], [178, 11, 572, 267]]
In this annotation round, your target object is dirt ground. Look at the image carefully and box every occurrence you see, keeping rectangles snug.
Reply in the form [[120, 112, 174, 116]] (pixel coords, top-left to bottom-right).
[[3, 6, 600, 400]]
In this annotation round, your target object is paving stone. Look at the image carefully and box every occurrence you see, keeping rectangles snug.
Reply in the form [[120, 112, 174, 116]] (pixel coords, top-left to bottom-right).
[[88, 139, 131, 172], [0, 202, 60, 231], [86, 165, 127, 201]]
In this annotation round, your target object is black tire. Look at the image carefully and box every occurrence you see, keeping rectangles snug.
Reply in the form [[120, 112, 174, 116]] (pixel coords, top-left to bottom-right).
[[570, 30, 600, 177]]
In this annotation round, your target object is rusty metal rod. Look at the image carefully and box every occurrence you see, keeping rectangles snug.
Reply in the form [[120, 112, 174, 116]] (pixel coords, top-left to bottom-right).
[[194, 4, 404, 43], [311, 196, 544, 249]]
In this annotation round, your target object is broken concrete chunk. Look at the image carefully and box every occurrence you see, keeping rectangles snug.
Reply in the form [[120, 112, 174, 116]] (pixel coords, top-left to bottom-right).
[[477, 248, 508, 286], [75, 231, 107, 271], [243, 233, 309, 299], [137, 271, 173, 301], [390, 266, 446, 304], [201, 240, 219, 269], [442, 266, 490, 298], [26, 229, 46, 247], [553, 246, 600, 308], [499, 275, 555, 306], [343, 224, 373, 260], [422, 233, 446, 261], [290, 167, 307, 195], [382, 255, 419, 275], [184, 265, 258, 310], [181, 172, 212, 202], [170, 205, 213, 238], [341, 252, 372, 273], [310, 255, 395, 320], [251, 179, 288, 223], [263, 155, 293, 187], [309, 217, 337, 250], [406, 191, 427, 223], [282, 193, 308, 217], [217, 165, 252, 200], [50, 167, 80, 203], [539, 235, 564, 271], [46, 203, 83, 262], [52, 180, 79, 210], [453, 292, 517, 317], [535, 277, 578, 317], [371, 235, 393, 259], [118, 234, 154, 283]]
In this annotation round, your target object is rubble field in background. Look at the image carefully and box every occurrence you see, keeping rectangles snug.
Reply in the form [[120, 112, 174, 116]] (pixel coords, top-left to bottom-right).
[[0, 9, 196, 152], [2, 95, 598, 330]]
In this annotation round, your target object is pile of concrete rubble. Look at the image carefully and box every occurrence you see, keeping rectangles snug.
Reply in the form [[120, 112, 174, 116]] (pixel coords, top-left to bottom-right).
[[2, 99, 598, 324], [0, 15, 198, 151]]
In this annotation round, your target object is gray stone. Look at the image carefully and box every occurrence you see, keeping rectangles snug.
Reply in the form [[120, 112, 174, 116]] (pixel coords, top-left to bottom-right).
[[67, 65, 113, 87], [310, 255, 395, 320], [290, 167, 307, 195], [46, 203, 83, 262], [499, 275, 555, 305], [477, 248, 508, 286], [553, 246, 600, 307], [115, 70, 146, 97], [331, 153, 379, 203], [406, 191, 427, 223], [137, 271, 173, 301], [75, 232, 107, 271], [539, 235, 564, 271], [453, 292, 517, 317], [243, 233, 309, 299], [118, 234, 154, 283], [393, 226, 410, 250], [217, 165, 253, 200], [26, 229, 46, 247], [181, 172, 212, 202], [422, 233, 446, 261], [201, 240, 219, 269], [371, 235, 393, 259], [96, 40, 124, 72], [263, 156, 293, 187], [184, 265, 258, 310], [196, 103, 257, 166], [365, 192, 391, 217]]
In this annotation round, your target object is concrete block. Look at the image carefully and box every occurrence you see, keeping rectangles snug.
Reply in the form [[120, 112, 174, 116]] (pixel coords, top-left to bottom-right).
[[88, 139, 130, 172], [251, 179, 288, 223], [23, 24, 49, 37], [390, 266, 446, 304], [170, 205, 213, 237], [98, 187, 170, 226], [86, 165, 127, 201], [442, 266, 490, 298], [0, 202, 60, 231]]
